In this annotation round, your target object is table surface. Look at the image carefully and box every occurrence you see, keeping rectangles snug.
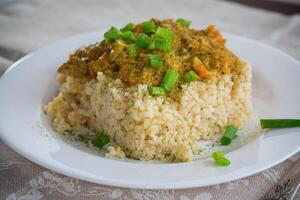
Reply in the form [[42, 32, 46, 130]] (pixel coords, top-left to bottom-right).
[[0, 0, 300, 199]]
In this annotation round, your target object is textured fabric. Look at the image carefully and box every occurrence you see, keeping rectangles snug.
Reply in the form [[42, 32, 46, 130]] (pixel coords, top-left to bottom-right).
[[0, 0, 300, 199]]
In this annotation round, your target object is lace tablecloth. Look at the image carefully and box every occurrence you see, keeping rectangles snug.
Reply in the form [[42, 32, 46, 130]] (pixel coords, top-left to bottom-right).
[[1, 0, 300, 199]]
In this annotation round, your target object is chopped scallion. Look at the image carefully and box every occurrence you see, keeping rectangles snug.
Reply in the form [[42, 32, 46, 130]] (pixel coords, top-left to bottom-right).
[[148, 55, 163, 68], [121, 31, 136, 42], [143, 20, 156, 34], [121, 22, 134, 32], [104, 26, 121, 41], [148, 41, 155, 49], [92, 133, 109, 148], [154, 38, 172, 52], [260, 119, 300, 129], [135, 33, 152, 48], [212, 151, 231, 166], [148, 87, 166, 96], [176, 18, 191, 27], [184, 70, 200, 82], [160, 68, 180, 92], [155, 27, 175, 41], [126, 44, 137, 57], [220, 125, 238, 145]]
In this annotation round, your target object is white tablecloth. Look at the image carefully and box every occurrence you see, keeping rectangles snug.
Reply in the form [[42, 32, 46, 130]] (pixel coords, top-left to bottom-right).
[[0, 0, 300, 199]]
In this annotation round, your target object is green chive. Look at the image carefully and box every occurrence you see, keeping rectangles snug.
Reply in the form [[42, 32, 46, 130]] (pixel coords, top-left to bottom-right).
[[143, 20, 156, 34], [160, 68, 180, 92], [92, 133, 109, 148], [260, 119, 300, 129], [104, 26, 121, 41], [176, 18, 192, 27], [148, 87, 166, 96], [121, 31, 136, 42], [184, 70, 200, 82], [212, 151, 231, 166], [126, 44, 137, 57], [154, 38, 172, 52], [220, 125, 238, 145], [148, 41, 155, 49], [148, 55, 163, 68], [121, 22, 134, 32], [135, 33, 152, 48], [155, 27, 175, 41]]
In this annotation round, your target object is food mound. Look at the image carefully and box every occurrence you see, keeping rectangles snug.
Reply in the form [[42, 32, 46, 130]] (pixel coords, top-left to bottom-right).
[[45, 18, 252, 162]]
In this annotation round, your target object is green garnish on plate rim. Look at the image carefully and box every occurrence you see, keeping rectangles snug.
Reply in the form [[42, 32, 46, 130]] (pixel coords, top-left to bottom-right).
[[260, 119, 300, 129], [212, 151, 231, 166]]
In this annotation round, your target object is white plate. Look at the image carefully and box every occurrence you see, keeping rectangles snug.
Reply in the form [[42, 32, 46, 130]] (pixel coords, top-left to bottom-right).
[[0, 30, 300, 189]]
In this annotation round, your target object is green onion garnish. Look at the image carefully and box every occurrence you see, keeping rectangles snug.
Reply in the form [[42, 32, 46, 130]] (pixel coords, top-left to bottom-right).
[[154, 38, 172, 52], [143, 20, 156, 34], [260, 119, 300, 129], [160, 68, 180, 92], [148, 41, 155, 50], [126, 44, 137, 57], [212, 151, 231, 166], [155, 27, 175, 41], [104, 26, 121, 41], [220, 125, 238, 145], [176, 18, 191, 27], [121, 22, 134, 32], [121, 31, 136, 42], [148, 87, 166, 96], [184, 70, 200, 82], [92, 133, 109, 148], [135, 33, 152, 48], [148, 55, 163, 68]]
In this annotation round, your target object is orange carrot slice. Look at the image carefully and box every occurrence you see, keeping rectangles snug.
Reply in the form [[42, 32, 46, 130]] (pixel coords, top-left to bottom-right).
[[192, 57, 209, 78]]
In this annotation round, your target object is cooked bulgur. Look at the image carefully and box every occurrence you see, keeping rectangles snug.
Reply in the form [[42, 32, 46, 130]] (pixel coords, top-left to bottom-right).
[[44, 19, 252, 162]]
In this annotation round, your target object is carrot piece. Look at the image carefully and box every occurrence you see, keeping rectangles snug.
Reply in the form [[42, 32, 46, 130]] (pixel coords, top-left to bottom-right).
[[192, 57, 209, 78], [193, 66, 209, 78]]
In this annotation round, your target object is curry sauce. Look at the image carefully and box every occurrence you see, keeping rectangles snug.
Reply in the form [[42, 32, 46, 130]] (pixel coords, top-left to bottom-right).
[[58, 19, 242, 87]]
